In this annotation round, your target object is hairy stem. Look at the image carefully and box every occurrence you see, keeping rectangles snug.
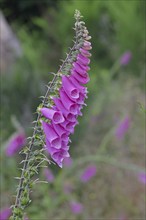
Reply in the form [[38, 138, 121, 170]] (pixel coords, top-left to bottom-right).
[[13, 41, 78, 214]]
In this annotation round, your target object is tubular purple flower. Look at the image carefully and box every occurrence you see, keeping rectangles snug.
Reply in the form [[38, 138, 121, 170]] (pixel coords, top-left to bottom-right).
[[61, 75, 80, 99], [66, 122, 76, 134], [5, 132, 26, 157], [82, 44, 92, 50], [79, 48, 91, 57], [53, 98, 76, 122], [45, 138, 59, 155], [60, 120, 78, 133], [75, 61, 90, 72], [83, 40, 91, 47], [69, 75, 88, 94], [76, 93, 87, 105], [40, 107, 64, 124], [71, 69, 90, 84], [59, 88, 79, 114], [61, 140, 70, 150], [61, 134, 69, 142], [52, 123, 69, 140], [73, 63, 87, 76], [77, 61, 90, 72], [42, 121, 62, 149], [77, 54, 90, 66], [45, 135, 69, 158], [52, 150, 70, 168]]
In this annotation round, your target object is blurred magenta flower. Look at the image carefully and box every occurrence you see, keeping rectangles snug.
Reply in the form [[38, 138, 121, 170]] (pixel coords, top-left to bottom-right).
[[63, 157, 73, 167], [5, 131, 26, 156], [80, 165, 97, 182], [115, 116, 131, 140], [0, 207, 11, 220], [138, 172, 146, 184], [120, 51, 132, 66], [44, 167, 54, 183], [118, 214, 127, 220], [70, 201, 83, 214]]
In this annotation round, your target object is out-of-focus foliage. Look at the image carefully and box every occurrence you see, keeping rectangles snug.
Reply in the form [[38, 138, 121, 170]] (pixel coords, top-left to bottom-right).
[[0, 0, 59, 25], [0, 0, 145, 219]]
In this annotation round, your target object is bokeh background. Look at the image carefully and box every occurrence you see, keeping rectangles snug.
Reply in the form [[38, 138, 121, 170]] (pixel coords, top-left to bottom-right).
[[0, 0, 145, 219]]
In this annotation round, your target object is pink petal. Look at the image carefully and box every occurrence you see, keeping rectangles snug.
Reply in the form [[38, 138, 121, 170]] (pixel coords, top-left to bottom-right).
[[62, 75, 80, 99], [76, 61, 90, 71], [42, 121, 61, 149], [71, 69, 90, 84], [59, 88, 79, 114], [69, 75, 88, 94], [82, 45, 92, 50], [79, 48, 91, 57], [73, 62, 87, 76], [52, 150, 70, 168], [60, 120, 76, 133], [41, 107, 64, 124], [76, 93, 86, 105], [77, 53, 90, 66], [53, 98, 76, 122], [83, 40, 91, 47], [45, 138, 59, 155], [52, 123, 69, 141]]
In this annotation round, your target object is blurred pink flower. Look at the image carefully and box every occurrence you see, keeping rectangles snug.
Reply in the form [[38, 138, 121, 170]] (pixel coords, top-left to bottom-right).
[[44, 167, 54, 183], [120, 51, 132, 66], [5, 132, 26, 156], [118, 214, 127, 220], [0, 207, 11, 220], [115, 116, 131, 140], [80, 165, 97, 182], [138, 172, 146, 184], [63, 157, 73, 167], [70, 201, 83, 214]]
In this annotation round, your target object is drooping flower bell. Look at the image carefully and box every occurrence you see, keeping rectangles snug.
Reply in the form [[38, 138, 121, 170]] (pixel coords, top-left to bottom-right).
[[40, 10, 92, 167]]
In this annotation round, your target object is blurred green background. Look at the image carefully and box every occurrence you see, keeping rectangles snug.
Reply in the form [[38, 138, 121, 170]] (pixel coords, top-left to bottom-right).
[[0, 0, 145, 219]]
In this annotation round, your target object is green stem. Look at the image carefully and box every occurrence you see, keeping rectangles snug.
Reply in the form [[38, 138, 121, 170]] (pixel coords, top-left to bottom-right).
[[12, 42, 78, 220]]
